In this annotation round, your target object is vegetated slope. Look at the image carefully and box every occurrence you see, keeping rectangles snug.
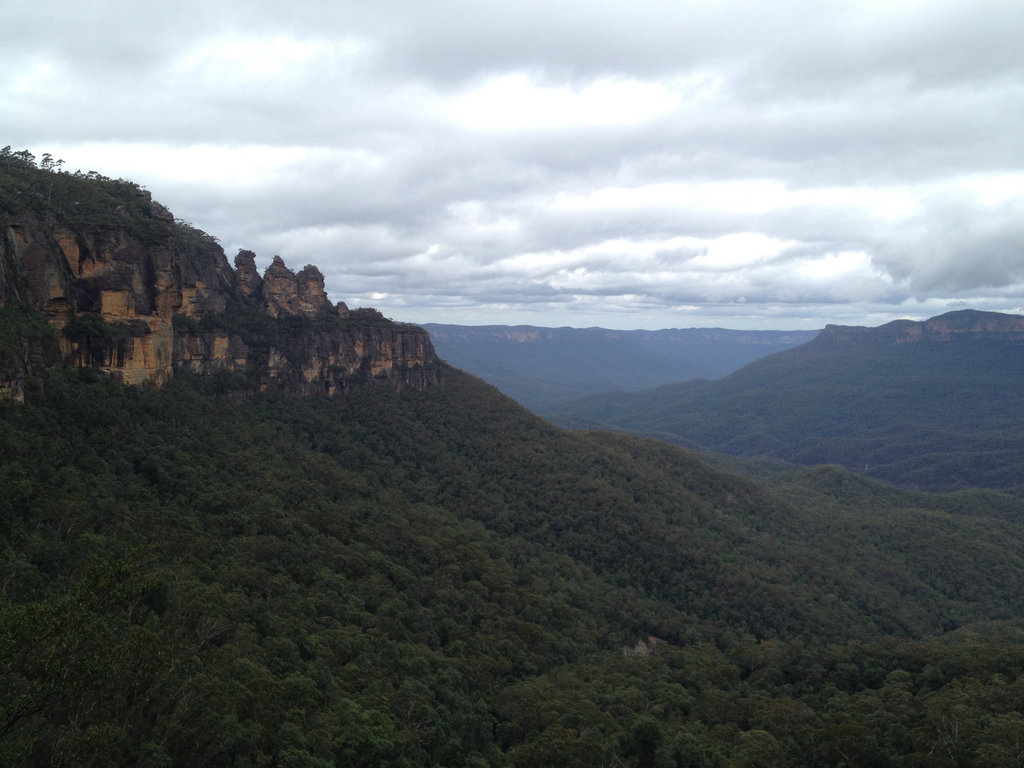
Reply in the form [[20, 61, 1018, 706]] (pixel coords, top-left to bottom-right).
[[4, 365, 1024, 766], [423, 323, 817, 409], [548, 310, 1024, 494]]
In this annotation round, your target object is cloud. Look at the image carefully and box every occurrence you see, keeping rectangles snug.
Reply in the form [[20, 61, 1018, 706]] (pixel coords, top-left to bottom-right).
[[3, 0, 1023, 329]]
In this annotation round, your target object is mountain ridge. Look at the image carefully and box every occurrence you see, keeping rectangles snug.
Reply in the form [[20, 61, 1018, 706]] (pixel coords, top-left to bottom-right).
[[819, 308, 1024, 344]]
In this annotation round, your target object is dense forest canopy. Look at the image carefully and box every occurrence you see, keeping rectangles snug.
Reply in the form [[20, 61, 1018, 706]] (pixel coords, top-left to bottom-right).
[[3, 365, 1024, 767]]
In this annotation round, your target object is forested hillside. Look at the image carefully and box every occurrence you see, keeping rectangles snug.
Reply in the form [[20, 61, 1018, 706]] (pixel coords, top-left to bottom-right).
[[4, 363, 1024, 767], [548, 310, 1024, 495]]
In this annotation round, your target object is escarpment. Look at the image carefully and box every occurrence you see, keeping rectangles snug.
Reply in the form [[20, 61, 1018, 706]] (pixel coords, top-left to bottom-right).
[[819, 309, 1024, 346], [0, 159, 441, 396]]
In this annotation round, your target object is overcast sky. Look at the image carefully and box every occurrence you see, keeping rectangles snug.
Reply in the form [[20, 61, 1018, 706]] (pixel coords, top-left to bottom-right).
[[4, 1, 1023, 329]]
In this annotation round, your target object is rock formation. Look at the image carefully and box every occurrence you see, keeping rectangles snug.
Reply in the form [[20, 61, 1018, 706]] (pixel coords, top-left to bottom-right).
[[0, 160, 440, 396]]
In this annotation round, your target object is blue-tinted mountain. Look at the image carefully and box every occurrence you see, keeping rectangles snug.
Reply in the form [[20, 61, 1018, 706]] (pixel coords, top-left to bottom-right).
[[549, 309, 1024, 493], [423, 323, 817, 408]]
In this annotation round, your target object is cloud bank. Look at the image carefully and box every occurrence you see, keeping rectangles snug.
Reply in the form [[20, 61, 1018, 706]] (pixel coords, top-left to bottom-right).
[[4, 0, 1023, 329]]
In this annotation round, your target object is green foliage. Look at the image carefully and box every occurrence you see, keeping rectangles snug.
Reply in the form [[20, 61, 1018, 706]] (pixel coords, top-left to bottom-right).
[[2, 365, 1024, 765], [63, 313, 148, 342], [0, 148, 167, 246], [0, 305, 59, 380]]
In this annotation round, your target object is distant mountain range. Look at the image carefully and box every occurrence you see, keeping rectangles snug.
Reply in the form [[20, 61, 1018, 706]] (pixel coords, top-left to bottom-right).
[[423, 323, 818, 408], [547, 309, 1024, 494]]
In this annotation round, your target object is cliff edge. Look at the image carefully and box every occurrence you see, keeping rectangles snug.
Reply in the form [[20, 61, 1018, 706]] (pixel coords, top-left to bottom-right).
[[0, 150, 441, 398], [819, 309, 1024, 345]]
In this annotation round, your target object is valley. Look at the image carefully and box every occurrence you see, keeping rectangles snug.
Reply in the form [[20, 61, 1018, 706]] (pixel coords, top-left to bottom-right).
[[547, 311, 1024, 495]]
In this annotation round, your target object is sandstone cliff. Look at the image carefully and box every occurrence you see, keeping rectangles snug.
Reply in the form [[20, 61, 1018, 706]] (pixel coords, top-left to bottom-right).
[[0, 157, 441, 396]]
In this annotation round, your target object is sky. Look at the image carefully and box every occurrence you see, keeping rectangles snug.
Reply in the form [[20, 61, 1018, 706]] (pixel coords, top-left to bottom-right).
[[4, 1, 1023, 330]]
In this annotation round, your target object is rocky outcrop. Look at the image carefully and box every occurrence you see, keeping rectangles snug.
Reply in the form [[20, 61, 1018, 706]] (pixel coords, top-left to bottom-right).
[[0, 163, 441, 394], [262, 255, 331, 318], [234, 250, 264, 303]]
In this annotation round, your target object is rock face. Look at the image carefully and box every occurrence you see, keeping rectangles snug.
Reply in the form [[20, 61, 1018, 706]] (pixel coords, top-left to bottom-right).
[[0, 164, 441, 394]]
